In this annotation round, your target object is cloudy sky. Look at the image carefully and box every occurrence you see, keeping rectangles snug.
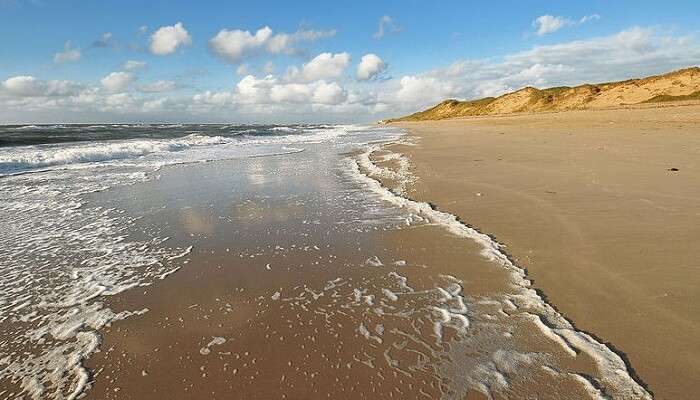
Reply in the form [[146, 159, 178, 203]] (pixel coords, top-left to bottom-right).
[[1, 0, 699, 123]]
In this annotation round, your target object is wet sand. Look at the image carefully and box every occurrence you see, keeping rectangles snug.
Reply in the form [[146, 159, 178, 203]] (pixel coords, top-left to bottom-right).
[[391, 104, 700, 399], [80, 135, 650, 399]]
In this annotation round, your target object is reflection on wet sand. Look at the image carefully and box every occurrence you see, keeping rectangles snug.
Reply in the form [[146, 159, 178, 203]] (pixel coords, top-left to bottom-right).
[[79, 134, 648, 399]]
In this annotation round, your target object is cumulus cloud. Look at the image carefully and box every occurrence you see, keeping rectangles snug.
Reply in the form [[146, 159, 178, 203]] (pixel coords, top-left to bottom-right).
[[123, 60, 147, 71], [1, 76, 46, 96], [373, 15, 401, 39], [100, 72, 135, 92], [270, 83, 312, 103], [231, 74, 347, 106], [1, 76, 82, 97], [54, 41, 81, 63], [209, 26, 336, 63], [311, 81, 346, 104], [3, 26, 699, 123], [138, 80, 177, 93], [149, 22, 192, 55], [209, 27, 272, 63], [396, 75, 459, 105], [295, 52, 350, 82], [235, 74, 277, 104], [192, 90, 235, 109], [533, 14, 601, 36], [103, 93, 137, 112], [357, 54, 387, 80]]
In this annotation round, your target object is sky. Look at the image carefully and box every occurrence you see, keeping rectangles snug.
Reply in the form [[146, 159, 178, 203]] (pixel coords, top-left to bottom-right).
[[1, 0, 699, 124]]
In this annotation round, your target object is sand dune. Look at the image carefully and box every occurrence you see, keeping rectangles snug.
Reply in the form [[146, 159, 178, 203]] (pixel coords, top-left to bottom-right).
[[389, 67, 700, 121]]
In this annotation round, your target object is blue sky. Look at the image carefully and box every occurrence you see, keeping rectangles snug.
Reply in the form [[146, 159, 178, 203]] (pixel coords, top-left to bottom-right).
[[1, 0, 699, 123]]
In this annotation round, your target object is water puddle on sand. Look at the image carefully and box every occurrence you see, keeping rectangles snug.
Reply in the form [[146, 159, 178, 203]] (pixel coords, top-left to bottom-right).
[[79, 138, 649, 399]]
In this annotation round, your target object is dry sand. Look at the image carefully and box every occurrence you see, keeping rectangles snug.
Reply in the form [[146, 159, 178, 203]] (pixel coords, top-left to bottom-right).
[[391, 103, 700, 399]]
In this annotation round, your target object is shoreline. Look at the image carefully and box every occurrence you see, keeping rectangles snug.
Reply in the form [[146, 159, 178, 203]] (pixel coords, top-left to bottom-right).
[[360, 145, 653, 394], [83, 130, 652, 399], [356, 143, 650, 397], [5, 117, 685, 398], [389, 104, 700, 399]]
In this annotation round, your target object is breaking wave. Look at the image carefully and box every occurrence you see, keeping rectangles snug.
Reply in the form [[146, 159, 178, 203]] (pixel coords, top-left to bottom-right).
[[0, 134, 228, 175]]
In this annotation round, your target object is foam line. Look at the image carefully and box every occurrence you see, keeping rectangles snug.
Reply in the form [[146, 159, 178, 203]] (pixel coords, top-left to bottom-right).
[[350, 142, 652, 400]]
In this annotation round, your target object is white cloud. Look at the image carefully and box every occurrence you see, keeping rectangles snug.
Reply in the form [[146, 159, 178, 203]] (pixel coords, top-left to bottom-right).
[[142, 97, 186, 112], [1, 76, 82, 97], [533, 15, 568, 36], [311, 81, 346, 104], [511, 27, 656, 67], [103, 93, 137, 111], [139, 80, 177, 93], [396, 75, 459, 105], [3, 26, 699, 123], [142, 98, 168, 111], [209, 27, 272, 63], [192, 90, 234, 107], [100, 72, 135, 92], [373, 15, 401, 39], [417, 26, 700, 103], [235, 74, 277, 104], [1, 76, 45, 96], [357, 54, 387, 80], [473, 80, 512, 98], [149, 22, 192, 55], [270, 83, 313, 103], [209, 26, 336, 63], [123, 60, 147, 71], [533, 14, 601, 36], [170, 26, 700, 117], [226, 73, 348, 106], [298, 52, 350, 82], [580, 14, 601, 24], [54, 41, 81, 63]]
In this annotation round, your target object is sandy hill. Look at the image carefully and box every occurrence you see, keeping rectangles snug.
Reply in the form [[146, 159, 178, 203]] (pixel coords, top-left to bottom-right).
[[388, 67, 700, 122]]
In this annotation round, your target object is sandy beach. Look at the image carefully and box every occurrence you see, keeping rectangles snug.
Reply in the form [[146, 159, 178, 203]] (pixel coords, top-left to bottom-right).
[[391, 103, 700, 399], [56, 116, 653, 399], [1, 108, 693, 399]]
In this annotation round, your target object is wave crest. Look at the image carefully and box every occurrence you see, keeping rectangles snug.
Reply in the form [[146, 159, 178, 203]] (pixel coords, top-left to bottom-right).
[[0, 134, 228, 174]]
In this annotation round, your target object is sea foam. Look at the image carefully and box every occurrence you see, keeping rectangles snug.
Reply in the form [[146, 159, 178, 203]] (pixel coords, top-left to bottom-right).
[[0, 134, 227, 175], [350, 141, 652, 399]]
